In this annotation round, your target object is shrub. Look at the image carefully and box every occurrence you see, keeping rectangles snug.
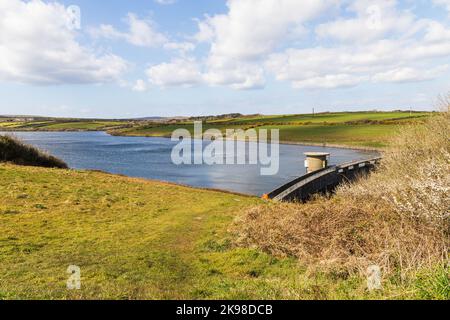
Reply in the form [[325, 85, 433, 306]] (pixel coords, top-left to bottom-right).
[[0, 135, 68, 169], [233, 102, 449, 276]]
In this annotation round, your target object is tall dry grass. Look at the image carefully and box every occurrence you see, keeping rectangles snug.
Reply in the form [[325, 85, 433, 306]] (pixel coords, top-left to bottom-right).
[[233, 104, 449, 276]]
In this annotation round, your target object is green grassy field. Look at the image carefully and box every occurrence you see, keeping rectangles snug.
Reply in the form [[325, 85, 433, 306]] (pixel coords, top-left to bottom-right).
[[0, 112, 432, 149], [0, 164, 445, 300], [112, 112, 431, 149], [208, 112, 430, 125], [258, 124, 399, 148], [0, 119, 128, 131], [0, 112, 434, 150]]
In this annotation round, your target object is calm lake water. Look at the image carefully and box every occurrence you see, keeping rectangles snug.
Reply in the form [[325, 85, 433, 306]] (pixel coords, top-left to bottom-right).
[[3, 131, 378, 196]]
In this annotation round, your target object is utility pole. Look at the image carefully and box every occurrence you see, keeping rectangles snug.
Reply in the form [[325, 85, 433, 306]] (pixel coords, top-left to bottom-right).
[[312, 107, 315, 117]]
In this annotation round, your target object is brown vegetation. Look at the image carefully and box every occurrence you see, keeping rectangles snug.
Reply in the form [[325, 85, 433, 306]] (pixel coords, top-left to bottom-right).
[[233, 103, 449, 277]]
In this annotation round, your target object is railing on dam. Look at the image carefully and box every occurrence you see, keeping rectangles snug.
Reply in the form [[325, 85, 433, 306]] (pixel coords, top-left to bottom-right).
[[266, 157, 382, 202]]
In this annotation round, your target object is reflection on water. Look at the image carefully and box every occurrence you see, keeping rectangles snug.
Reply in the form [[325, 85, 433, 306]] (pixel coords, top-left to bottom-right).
[[2, 131, 378, 196]]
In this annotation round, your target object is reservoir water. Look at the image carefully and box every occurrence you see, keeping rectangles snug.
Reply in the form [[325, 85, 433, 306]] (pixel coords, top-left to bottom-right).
[[2, 131, 378, 196]]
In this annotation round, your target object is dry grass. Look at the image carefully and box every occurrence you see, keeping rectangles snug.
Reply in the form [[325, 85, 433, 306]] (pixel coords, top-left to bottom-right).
[[0, 135, 67, 169], [233, 104, 449, 277]]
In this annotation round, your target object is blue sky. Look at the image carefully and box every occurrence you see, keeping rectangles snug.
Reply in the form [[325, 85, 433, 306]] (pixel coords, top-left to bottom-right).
[[0, 0, 449, 118]]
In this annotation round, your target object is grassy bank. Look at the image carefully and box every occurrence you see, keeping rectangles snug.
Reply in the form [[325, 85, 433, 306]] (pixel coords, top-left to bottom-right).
[[0, 164, 446, 299], [0, 135, 67, 168]]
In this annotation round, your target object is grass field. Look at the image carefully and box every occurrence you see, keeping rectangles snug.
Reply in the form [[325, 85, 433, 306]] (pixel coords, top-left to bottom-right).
[[259, 124, 399, 148], [0, 164, 445, 300], [0, 112, 432, 149], [208, 112, 430, 125], [0, 119, 128, 131], [112, 112, 431, 149]]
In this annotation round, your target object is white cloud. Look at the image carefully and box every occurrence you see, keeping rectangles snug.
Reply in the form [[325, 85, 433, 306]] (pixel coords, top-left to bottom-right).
[[147, 0, 450, 91], [372, 65, 449, 83], [424, 21, 450, 42], [146, 58, 203, 87], [191, 0, 337, 89], [154, 0, 176, 5], [433, 0, 450, 12], [266, 31, 450, 90], [90, 13, 195, 56], [138, 0, 450, 92], [315, 0, 417, 43], [264, 0, 450, 90], [292, 74, 366, 90], [198, 0, 336, 60], [90, 13, 167, 48], [132, 79, 148, 92], [163, 41, 195, 53], [0, 0, 128, 85], [203, 57, 265, 90]]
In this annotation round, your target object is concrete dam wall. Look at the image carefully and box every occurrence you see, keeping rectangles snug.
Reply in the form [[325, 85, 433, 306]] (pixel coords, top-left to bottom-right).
[[266, 157, 382, 202]]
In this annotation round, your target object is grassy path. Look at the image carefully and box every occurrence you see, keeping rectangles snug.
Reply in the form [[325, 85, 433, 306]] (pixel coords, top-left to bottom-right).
[[0, 164, 303, 299]]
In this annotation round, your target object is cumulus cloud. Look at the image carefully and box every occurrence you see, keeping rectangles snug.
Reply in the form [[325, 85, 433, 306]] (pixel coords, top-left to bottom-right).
[[90, 13, 167, 48], [372, 65, 449, 83], [4, 0, 448, 92], [315, 0, 417, 43], [203, 57, 265, 90], [264, 0, 450, 90], [190, 0, 337, 89], [433, 0, 450, 12], [0, 0, 128, 85], [90, 13, 195, 56], [163, 41, 195, 53], [198, 0, 336, 60], [132, 79, 148, 92], [146, 58, 203, 87], [266, 31, 450, 90], [154, 0, 176, 5], [145, 0, 450, 91]]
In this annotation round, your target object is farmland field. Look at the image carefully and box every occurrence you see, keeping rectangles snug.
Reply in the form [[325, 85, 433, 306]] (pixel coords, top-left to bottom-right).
[[0, 112, 432, 149]]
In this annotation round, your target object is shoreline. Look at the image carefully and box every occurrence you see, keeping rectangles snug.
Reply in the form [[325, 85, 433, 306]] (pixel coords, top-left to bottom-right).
[[108, 131, 384, 152], [81, 168, 260, 198], [0, 128, 383, 152]]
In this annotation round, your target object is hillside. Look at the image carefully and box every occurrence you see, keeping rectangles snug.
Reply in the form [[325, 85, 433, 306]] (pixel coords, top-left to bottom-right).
[[0, 164, 446, 300], [1, 111, 432, 149], [112, 111, 431, 149], [0, 135, 67, 168]]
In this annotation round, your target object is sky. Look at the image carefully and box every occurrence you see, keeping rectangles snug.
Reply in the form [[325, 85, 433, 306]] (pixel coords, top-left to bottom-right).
[[0, 0, 449, 118]]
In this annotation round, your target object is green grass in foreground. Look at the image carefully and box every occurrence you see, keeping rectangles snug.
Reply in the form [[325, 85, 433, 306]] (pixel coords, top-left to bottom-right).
[[0, 164, 446, 300]]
